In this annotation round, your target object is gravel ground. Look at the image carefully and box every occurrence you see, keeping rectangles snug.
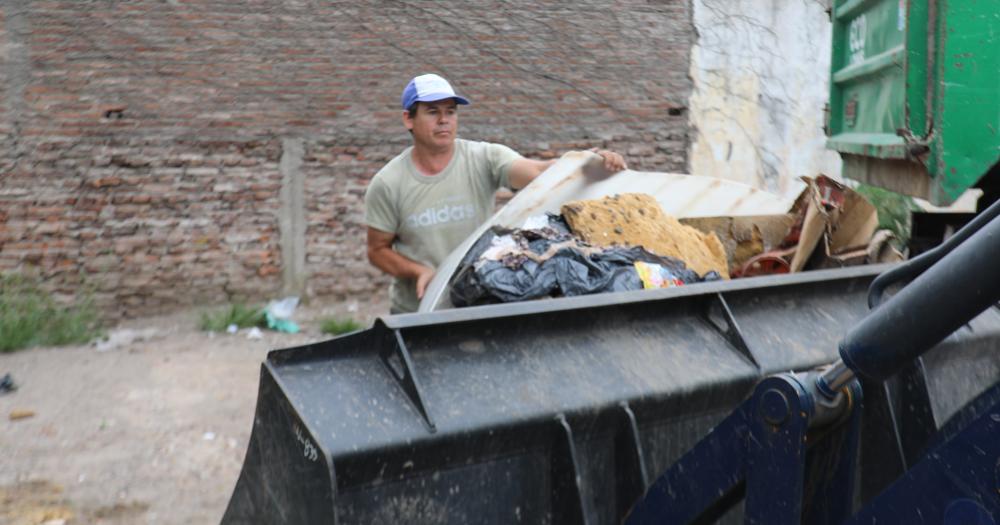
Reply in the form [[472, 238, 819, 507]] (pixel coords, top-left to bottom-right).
[[0, 297, 388, 525]]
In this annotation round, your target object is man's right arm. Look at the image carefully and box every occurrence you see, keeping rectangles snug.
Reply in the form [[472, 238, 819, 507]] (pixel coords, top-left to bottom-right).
[[366, 227, 436, 299], [505, 149, 628, 190]]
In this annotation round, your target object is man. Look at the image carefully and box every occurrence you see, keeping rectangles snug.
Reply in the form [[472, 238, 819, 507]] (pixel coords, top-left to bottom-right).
[[365, 73, 627, 313]]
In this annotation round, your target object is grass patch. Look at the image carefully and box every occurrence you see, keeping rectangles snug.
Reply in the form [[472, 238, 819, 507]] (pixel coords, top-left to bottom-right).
[[198, 303, 266, 332], [853, 183, 917, 248], [320, 317, 363, 336], [0, 273, 103, 353]]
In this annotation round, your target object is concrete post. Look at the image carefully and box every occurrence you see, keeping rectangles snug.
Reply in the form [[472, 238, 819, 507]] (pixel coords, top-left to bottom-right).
[[279, 138, 307, 297]]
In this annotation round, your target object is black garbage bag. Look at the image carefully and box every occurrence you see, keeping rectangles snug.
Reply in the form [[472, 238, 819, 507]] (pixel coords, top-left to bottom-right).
[[450, 216, 721, 307], [0, 373, 16, 395]]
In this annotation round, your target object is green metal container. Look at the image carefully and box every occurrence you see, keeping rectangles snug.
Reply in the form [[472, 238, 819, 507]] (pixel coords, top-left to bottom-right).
[[828, 0, 1000, 205]]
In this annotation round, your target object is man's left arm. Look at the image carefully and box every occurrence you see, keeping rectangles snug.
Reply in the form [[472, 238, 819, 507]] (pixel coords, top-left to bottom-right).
[[506, 149, 628, 190]]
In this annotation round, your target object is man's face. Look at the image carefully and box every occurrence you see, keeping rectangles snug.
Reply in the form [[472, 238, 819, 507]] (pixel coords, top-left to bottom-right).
[[403, 99, 459, 149]]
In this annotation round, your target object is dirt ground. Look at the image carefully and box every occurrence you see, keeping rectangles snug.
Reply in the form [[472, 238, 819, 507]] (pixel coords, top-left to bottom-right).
[[0, 297, 389, 525]]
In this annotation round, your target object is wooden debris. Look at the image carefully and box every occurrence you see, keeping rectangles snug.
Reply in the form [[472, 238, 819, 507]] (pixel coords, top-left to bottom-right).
[[9, 409, 36, 421]]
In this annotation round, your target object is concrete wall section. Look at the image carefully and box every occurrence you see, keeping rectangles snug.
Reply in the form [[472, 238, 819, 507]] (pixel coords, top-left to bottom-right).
[[689, 0, 841, 197]]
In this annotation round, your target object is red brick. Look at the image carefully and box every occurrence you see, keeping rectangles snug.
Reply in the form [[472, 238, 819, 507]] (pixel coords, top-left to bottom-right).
[[1, 0, 693, 319]]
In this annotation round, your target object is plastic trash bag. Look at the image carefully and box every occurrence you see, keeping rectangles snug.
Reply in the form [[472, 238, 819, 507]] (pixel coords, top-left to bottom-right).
[[451, 216, 720, 307], [0, 373, 16, 395], [265, 297, 300, 333]]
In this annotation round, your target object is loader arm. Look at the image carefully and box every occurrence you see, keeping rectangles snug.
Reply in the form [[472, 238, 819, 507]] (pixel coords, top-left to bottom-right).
[[628, 200, 1000, 524]]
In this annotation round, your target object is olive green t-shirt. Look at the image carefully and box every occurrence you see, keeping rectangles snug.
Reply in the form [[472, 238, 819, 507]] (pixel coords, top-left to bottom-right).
[[365, 139, 523, 313]]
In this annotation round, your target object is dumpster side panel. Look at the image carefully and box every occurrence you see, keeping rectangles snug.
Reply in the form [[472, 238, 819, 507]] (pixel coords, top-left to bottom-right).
[[932, 0, 1000, 203], [222, 368, 336, 524], [334, 430, 554, 524], [226, 268, 896, 524], [225, 266, 1000, 522], [921, 308, 1000, 426], [829, 0, 1000, 205], [828, 0, 908, 156]]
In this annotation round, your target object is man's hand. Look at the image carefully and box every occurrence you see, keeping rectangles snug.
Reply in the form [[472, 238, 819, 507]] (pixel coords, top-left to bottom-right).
[[415, 265, 435, 299], [589, 148, 628, 173]]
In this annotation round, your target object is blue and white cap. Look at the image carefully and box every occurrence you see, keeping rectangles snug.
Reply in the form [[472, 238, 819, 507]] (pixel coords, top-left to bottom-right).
[[401, 74, 470, 110]]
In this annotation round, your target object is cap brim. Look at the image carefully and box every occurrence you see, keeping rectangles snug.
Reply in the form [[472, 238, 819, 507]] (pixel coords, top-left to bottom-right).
[[415, 92, 470, 105]]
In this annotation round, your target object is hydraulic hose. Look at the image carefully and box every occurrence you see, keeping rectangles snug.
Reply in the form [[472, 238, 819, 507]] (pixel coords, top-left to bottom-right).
[[842, 212, 1000, 383]]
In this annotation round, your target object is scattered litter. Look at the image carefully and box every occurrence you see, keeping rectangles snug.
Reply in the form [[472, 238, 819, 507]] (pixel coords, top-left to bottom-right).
[[226, 324, 239, 334], [266, 296, 299, 318], [788, 175, 880, 272], [203, 431, 216, 441], [634, 261, 685, 289], [521, 214, 550, 230], [678, 176, 889, 277], [9, 409, 35, 421], [246, 327, 263, 340], [732, 249, 794, 278], [266, 315, 299, 333], [95, 327, 162, 352], [0, 373, 16, 394], [680, 215, 795, 272], [866, 229, 905, 264], [480, 234, 519, 262], [265, 297, 300, 334]]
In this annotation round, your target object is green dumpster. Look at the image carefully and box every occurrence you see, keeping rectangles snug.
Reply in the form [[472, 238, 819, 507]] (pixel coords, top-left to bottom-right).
[[827, 0, 1000, 205]]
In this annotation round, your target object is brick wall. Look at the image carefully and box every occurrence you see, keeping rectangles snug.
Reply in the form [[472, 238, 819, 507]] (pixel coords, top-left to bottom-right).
[[0, 1, 694, 318]]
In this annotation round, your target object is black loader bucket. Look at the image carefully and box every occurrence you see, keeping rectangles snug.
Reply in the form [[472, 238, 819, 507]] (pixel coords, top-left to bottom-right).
[[223, 264, 1000, 524]]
